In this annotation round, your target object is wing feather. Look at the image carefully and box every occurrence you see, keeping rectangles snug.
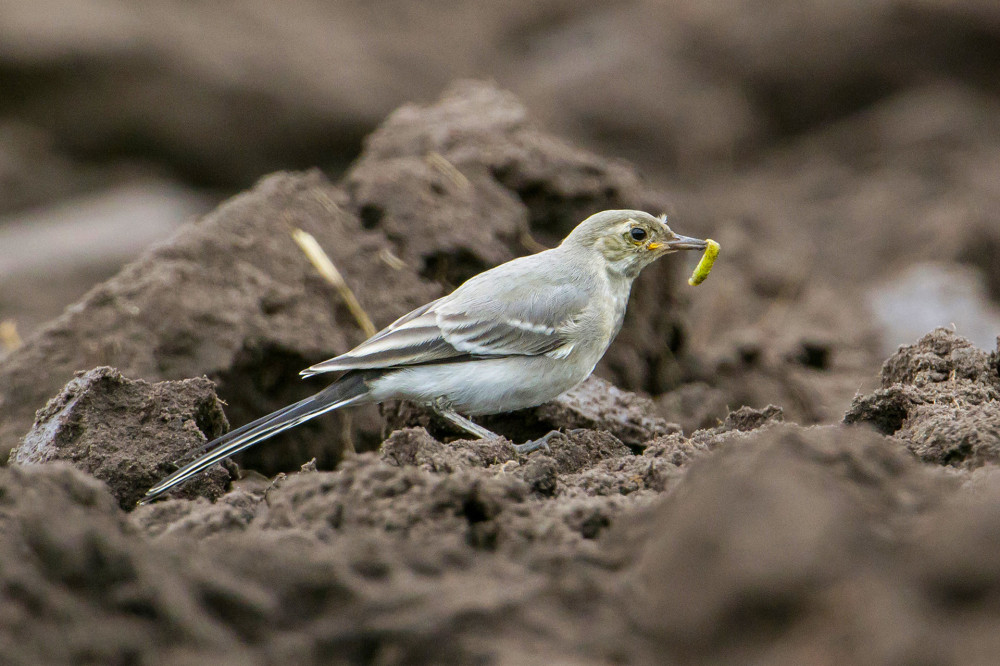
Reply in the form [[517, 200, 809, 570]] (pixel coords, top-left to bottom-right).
[[301, 269, 588, 377]]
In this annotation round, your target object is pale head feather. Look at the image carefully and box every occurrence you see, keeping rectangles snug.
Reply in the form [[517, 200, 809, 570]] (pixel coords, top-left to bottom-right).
[[561, 210, 681, 277]]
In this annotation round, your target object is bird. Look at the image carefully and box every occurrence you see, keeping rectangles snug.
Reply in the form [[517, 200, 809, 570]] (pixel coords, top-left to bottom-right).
[[141, 210, 708, 503]]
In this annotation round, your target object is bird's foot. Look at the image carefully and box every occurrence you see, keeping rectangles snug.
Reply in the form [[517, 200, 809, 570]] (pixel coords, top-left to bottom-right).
[[514, 430, 562, 455]]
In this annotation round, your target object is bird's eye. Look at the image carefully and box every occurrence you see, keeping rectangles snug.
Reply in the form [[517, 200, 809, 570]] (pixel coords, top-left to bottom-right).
[[630, 227, 647, 242]]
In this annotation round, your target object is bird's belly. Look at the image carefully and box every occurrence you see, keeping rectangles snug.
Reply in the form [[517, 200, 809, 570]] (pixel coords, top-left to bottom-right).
[[369, 356, 596, 415]]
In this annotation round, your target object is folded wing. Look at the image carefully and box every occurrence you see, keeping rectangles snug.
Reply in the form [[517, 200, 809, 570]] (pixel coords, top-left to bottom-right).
[[300, 278, 588, 377]]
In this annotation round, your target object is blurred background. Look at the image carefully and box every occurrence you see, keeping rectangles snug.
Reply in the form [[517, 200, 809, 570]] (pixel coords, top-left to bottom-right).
[[2, 0, 998, 361]]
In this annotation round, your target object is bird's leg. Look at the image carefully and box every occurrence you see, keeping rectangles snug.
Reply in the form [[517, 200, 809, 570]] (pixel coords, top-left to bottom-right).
[[430, 399, 558, 455], [513, 430, 561, 455], [431, 399, 498, 440]]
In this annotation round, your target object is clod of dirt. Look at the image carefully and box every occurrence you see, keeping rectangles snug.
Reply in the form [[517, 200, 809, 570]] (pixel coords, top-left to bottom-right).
[[846, 328, 1000, 469], [531, 429, 632, 475], [638, 404, 785, 470], [900, 401, 1000, 471], [720, 403, 785, 432], [842, 384, 924, 436], [380, 427, 516, 473], [9, 366, 230, 509], [880, 328, 998, 387]]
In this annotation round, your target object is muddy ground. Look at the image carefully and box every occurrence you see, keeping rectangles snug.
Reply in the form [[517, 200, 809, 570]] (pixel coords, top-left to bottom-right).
[[2, 3, 1000, 664]]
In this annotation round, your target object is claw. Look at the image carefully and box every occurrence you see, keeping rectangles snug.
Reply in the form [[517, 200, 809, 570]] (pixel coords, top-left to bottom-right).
[[514, 430, 561, 455]]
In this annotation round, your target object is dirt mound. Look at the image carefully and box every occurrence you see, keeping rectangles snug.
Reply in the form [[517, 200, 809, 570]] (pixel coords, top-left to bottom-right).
[[9, 366, 230, 508], [846, 328, 1000, 469]]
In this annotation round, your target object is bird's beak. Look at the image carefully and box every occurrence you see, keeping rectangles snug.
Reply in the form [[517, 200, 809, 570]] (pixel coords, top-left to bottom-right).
[[664, 234, 708, 251]]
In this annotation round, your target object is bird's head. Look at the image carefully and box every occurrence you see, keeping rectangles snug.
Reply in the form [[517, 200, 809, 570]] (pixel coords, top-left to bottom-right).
[[562, 210, 707, 278]]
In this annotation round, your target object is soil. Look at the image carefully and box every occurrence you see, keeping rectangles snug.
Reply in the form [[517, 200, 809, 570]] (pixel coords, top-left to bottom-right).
[[1, 4, 1000, 660], [846, 329, 1000, 469], [10, 366, 231, 509]]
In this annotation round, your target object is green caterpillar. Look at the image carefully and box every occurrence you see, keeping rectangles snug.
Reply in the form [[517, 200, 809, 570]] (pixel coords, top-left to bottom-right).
[[688, 239, 720, 286]]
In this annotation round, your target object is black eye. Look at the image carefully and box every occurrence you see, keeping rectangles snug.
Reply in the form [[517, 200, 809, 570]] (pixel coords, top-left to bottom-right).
[[630, 227, 647, 241]]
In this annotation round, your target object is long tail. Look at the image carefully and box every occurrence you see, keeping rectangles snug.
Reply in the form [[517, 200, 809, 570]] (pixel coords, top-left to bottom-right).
[[140, 373, 371, 504]]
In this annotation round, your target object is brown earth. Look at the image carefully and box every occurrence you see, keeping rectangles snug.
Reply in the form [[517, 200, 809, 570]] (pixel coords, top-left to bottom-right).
[[10, 366, 231, 509], [846, 328, 1000, 470], [6, 372, 1000, 663], [0, 5, 999, 659]]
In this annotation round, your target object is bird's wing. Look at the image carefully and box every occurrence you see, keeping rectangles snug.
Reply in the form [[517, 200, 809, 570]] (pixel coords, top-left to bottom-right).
[[300, 274, 589, 376]]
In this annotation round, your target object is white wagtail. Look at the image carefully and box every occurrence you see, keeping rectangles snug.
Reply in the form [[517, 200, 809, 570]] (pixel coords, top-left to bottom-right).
[[141, 210, 708, 503]]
